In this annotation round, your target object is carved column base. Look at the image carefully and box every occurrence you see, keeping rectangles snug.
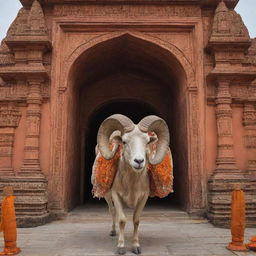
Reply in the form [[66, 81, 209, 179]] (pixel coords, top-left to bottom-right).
[[0, 176, 49, 227], [208, 171, 256, 227], [0, 167, 15, 177], [20, 161, 45, 178], [216, 157, 238, 172]]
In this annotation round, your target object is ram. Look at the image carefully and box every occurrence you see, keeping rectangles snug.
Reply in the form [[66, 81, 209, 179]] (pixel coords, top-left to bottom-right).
[[92, 114, 172, 255]]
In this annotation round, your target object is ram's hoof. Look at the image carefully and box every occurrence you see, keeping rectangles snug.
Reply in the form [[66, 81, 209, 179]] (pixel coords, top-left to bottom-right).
[[109, 230, 117, 236], [117, 247, 126, 255], [132, 246, 141, 254]]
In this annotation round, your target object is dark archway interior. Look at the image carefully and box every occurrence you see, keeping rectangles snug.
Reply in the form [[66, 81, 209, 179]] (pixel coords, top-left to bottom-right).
[[83, 100, 160, 204], [67, 34, 188, 211]]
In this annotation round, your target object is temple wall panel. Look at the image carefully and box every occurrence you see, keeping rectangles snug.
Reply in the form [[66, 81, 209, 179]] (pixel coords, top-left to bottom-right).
[[13, 107, 26, 172], [205, 104, 217, 179], [40, 102, 51, 177], [232, 105, 247, 171], [63, 84, 81, 210]]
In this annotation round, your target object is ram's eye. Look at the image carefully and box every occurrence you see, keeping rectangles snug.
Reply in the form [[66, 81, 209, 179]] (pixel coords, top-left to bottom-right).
[[122, 141, 127, 145]]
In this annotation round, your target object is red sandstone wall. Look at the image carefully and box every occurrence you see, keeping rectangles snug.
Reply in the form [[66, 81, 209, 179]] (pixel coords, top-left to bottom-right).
[[40, 102, 51, 177], [13, 107, 26, 172], [205, 105, 217, 180], [64, 83, 82, 211], [233, 106, 247, 170]]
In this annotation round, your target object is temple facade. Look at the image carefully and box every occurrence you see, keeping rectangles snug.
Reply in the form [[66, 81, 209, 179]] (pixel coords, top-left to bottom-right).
[[0, 0, 255, 227]]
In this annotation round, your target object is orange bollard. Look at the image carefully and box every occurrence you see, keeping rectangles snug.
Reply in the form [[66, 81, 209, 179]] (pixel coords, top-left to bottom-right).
[[0, 186, 21, 255], [227, 186, 248, 251], [247, 236, 256, 251]]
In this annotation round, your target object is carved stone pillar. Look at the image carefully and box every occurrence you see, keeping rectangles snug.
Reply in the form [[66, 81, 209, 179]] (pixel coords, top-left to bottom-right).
[[243, 102, 256, 175], [208, 79, 250, 227], [0, 0, 50, 227], [20, 79, 43, 177], [0, 104, 21, 177], [215, 79, 237, 172]]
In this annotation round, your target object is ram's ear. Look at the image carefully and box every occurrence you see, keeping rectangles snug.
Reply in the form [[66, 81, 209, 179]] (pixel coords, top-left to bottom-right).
[[148, 134, 158, 145]]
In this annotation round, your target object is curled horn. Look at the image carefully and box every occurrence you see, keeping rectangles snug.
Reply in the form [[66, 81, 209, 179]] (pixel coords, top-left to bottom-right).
[[97, 114, 135, 160], [138, 115, 170, 165]]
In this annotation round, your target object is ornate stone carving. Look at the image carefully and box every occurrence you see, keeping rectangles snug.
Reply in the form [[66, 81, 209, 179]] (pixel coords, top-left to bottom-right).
[[21, 80, 43, 176], [207, 1, 256, 228], [244, 39, 256, 66], [210, 1, 249, 42], [230, 85, 248, 101], [248, 82, 256, 100], [27, 0, 47, 35], [0, 134, 14, 156], [54, 4, 201, 18], [6, 8, 29, 37], [0, 80, 49, 102], [0, 104, 21, 128], [0, 104, 20, 176], [0, 40, 15, 66], [243, 103, 256, 149], [217, 118, 232, 136], [215, 80, 237, 171], [244, 135, 256, 148]]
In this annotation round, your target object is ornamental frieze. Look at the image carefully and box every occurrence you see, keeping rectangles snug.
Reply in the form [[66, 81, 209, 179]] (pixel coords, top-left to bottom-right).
[[230, 85, 248, 100], [248, 83, 256, 100], [0, 134, 14, 144], [207, 84, 256, 104], [244, 135, 256, 149], [0, 82, 50, 102], [243, 103, 256, 149], [243, 112, 256, 125], [54, 5, 201, 18], [0, 133, 14, 157], [0, 104, 21, 128]]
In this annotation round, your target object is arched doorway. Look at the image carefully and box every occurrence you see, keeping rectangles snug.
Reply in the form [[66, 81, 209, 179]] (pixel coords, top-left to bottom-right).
[[51, 32, 204, 214], [75, 34, 188, 209]]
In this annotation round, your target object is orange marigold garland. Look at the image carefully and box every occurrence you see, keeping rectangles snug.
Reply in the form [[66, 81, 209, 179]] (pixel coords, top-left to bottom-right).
[[92, 146, 121, 198], [92, 148, 173, 198], [148, 150, 173, 198]]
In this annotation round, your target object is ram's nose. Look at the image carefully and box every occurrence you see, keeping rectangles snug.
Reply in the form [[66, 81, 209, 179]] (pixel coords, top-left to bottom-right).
[[134, 158, 144, 165]]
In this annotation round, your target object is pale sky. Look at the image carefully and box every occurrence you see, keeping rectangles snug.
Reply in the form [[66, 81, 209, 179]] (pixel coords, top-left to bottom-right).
[[0, 0, 255, 41]]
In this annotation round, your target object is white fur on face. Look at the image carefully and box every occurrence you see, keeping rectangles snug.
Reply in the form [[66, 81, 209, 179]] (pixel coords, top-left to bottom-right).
[[122, 126, 150, 171]]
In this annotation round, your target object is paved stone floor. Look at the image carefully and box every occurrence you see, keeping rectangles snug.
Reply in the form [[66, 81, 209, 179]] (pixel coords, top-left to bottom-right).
[[1, 204, 256, 256]]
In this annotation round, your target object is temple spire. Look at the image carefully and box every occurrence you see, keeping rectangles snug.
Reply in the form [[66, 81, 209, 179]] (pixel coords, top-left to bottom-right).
[[210, 0, 250, 42], [215, 0, 229, 13], [27, 0, 47, 35]]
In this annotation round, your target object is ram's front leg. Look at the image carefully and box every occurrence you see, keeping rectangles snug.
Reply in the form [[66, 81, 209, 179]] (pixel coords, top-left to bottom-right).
[[104, 191, 116, 236], [112, 191, 127, 255], [132, 194, 148, 255]]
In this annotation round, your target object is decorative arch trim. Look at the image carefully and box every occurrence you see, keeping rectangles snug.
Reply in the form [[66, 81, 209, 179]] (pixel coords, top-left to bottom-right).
[[61, 30, 196, 90]]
